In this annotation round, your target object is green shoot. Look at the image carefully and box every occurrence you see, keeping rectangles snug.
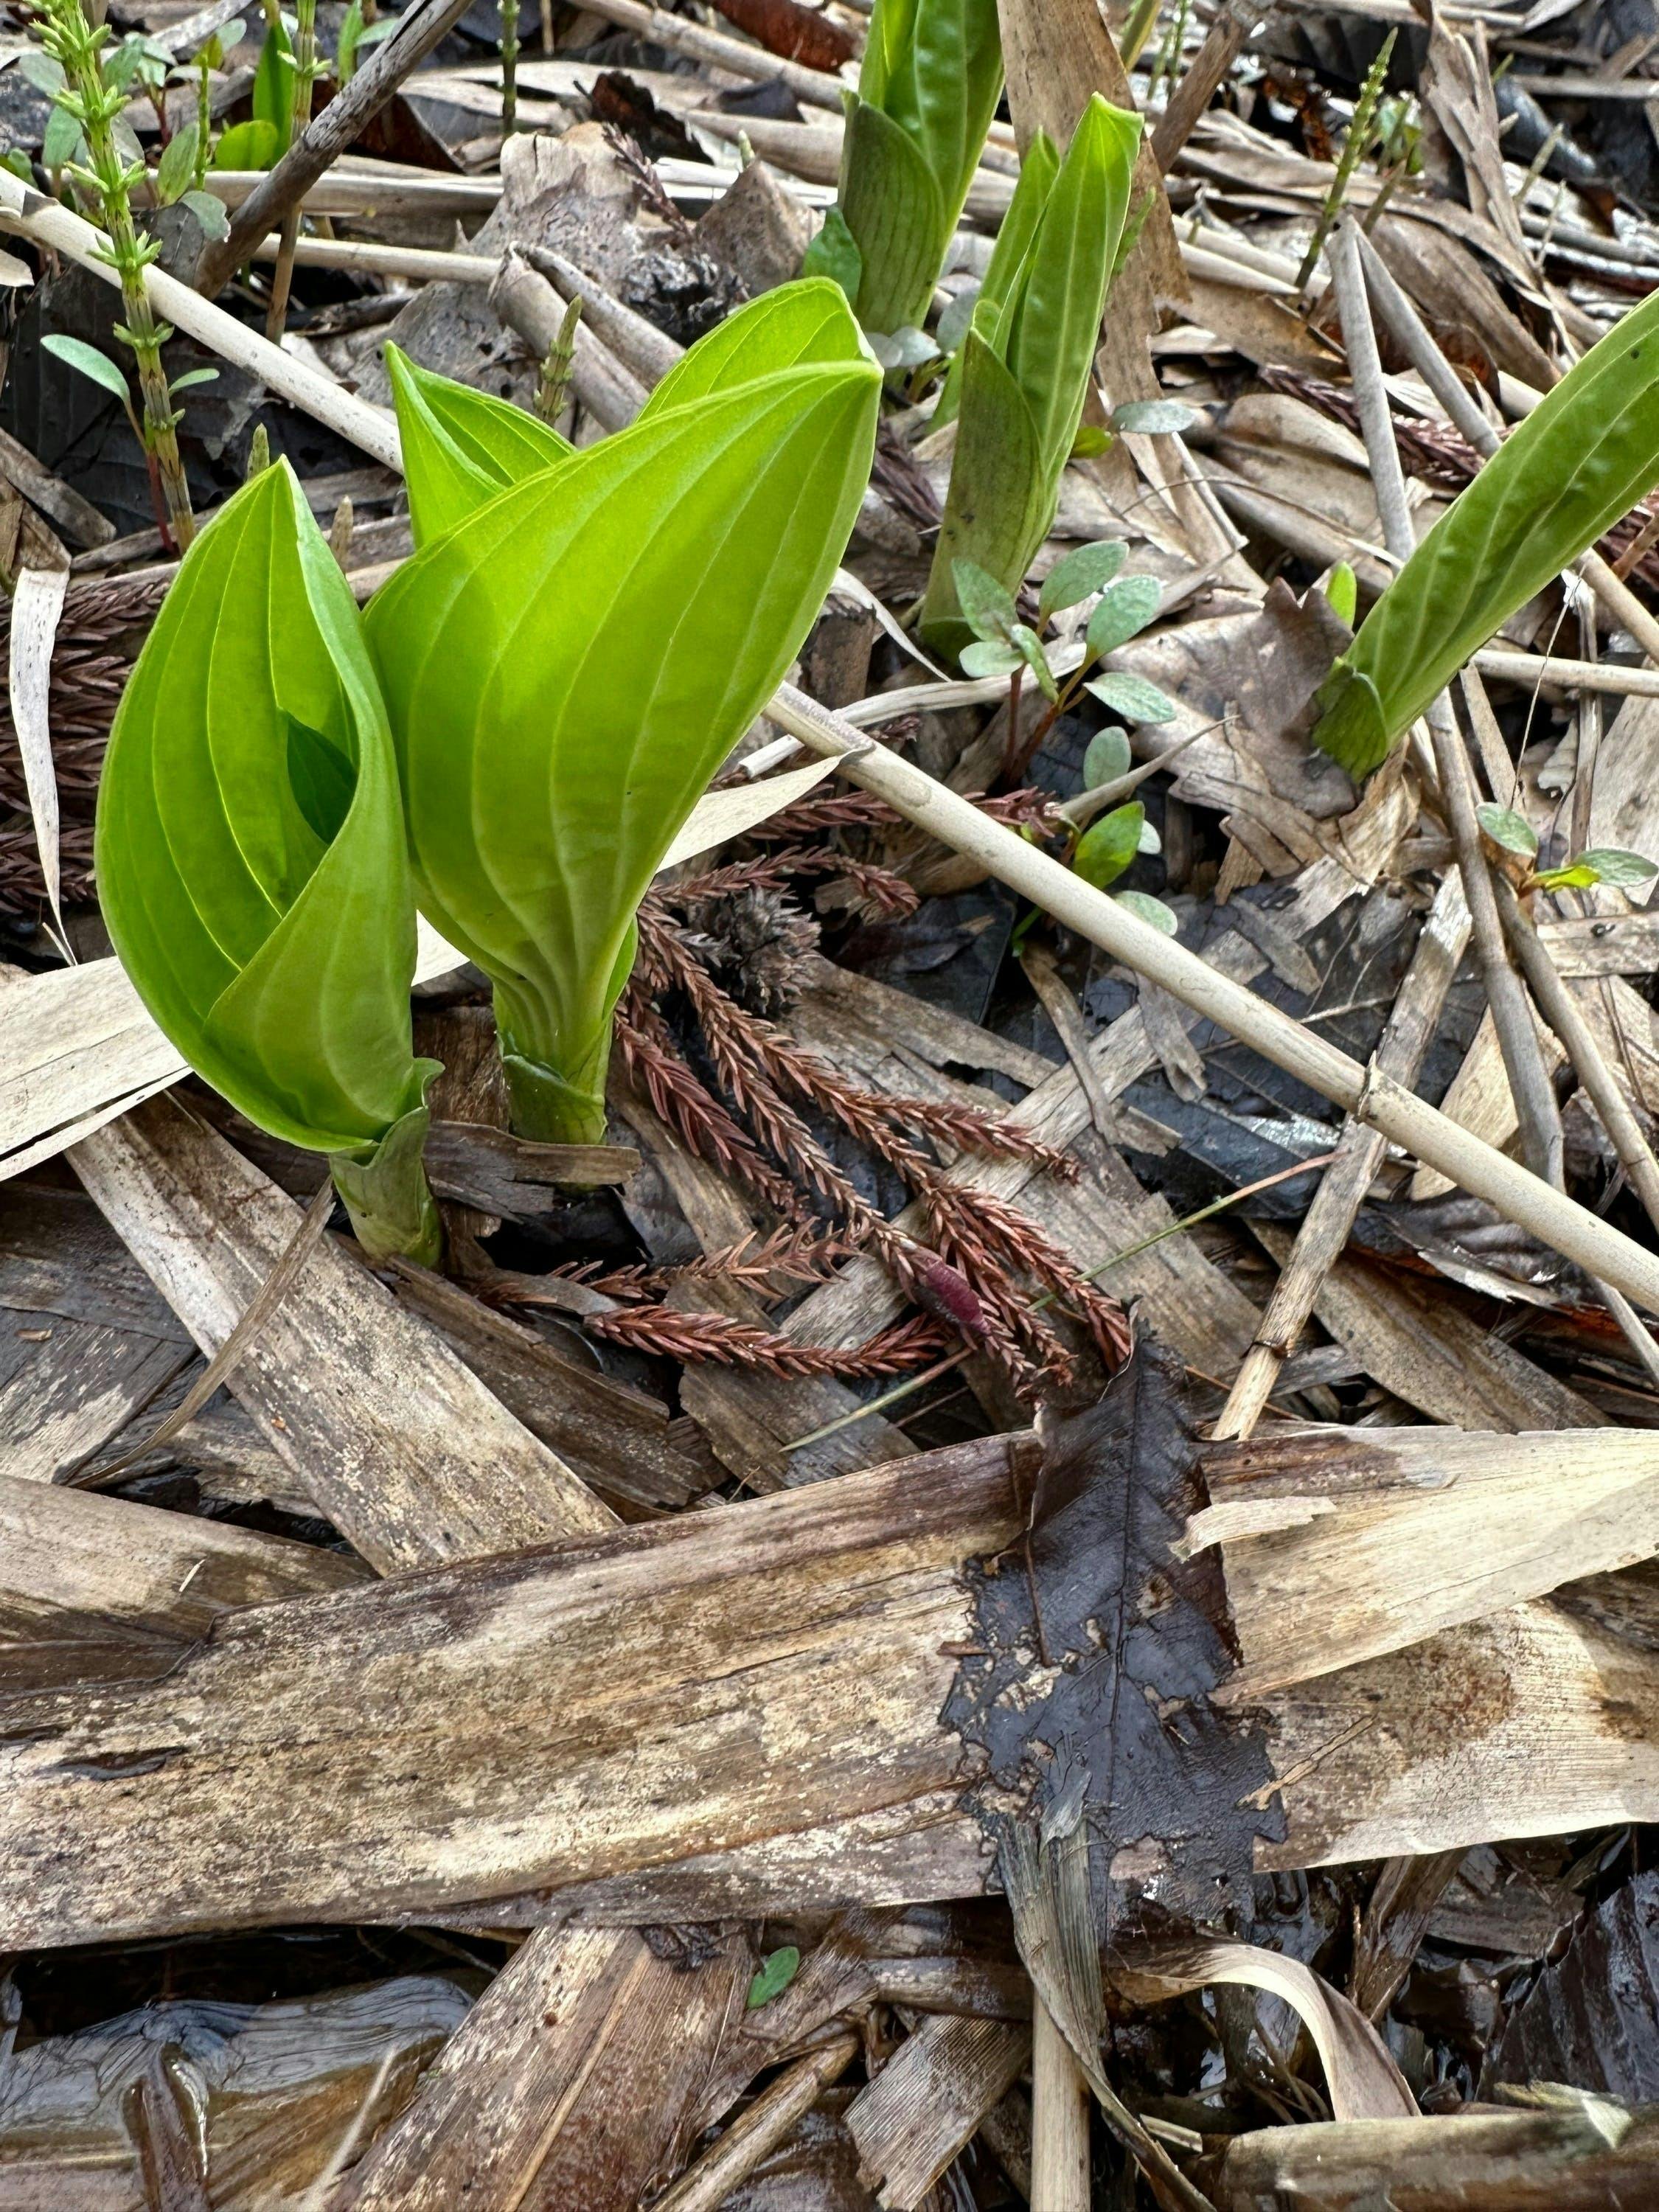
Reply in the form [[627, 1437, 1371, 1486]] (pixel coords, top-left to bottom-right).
[[1295, 30, 1396, 297], [36, 0, 197, 550]]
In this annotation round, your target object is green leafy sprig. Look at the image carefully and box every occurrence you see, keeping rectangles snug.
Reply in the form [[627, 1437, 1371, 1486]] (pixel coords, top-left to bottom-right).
[[35, 0, 198, 549]]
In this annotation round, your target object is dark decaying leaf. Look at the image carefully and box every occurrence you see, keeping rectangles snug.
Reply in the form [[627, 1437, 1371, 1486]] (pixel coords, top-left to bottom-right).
[[1485, 1872, 1659, 2102], [945, 1337, 1282, 1933]]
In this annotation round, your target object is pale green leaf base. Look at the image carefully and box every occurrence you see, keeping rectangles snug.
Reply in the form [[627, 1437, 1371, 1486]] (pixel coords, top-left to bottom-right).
[[501, 1038, 611, 1149], [330, 1097, 444, 1268]]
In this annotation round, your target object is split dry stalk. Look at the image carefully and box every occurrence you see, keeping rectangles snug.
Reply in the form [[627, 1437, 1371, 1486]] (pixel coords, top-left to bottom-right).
[[651, 2039, 860, 2212], [1329, 215, 1564, 1188], [1212, 870, 1471, 1441]]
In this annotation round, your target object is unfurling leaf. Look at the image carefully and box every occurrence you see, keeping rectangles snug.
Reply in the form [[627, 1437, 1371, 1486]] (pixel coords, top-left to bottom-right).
[[836, 0, 1004, 335], [252, 12, 295, 153], [1038, 538, 1127, 622], [919, 97, 1142, 657], [801, 203, 863, 301], [747, 1945, 801, 2008], [1085, 572, 1162, 660], [1476, 803, 1538, 858], [1085, 670, 1176, 724], [386, 343, 572, 545], [1074, 801, 1145, 890], [1312, 287, 1659, 778], [1082, 726, 1132, 788], [95, 461, 442, 1262], [366, 281, 881, 1145], [1571, 846, 1659, 887]]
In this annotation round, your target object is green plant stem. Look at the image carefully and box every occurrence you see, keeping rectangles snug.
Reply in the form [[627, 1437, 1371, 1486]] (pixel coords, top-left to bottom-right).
[[1295, 28, 1394, 298], [535, 292, 580, 421], [43, 0, 195, 551], [265, 0, 319, 337], [327, 1100, 445, 1267], [1120, 0, 1163, 69], [500, 0, 518, 136], [498, 1018, 611, 1146], [193, 52, 212, 187]]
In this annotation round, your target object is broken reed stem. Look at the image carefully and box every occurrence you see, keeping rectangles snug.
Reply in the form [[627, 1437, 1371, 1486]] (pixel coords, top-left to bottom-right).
[[651, 2038, 860, 2212], [38, 0, 195, 551], [1330, 215, 1564, 1187], [1032, 2000, 1092, 2212], [1495, 872, 1659, 1238], [1212, 872, 1472, 1442], [765, 684, 1659, 1318]]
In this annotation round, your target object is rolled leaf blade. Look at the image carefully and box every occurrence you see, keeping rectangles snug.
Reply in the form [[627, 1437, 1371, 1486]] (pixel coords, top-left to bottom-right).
[[840, 98, 946, 334], [919, 331, 1048, 653], [386, 343, 572, 546], [643, 278, 875, 415], [96, 459, 428, 1155], [1312, 288, 1659, 776]]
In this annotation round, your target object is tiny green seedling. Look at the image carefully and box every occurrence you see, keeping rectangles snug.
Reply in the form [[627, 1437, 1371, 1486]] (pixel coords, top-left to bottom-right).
[[1475, 806, 1659, 897], [919, 97, 1143, 658], [746, 1946, 801, 2008]]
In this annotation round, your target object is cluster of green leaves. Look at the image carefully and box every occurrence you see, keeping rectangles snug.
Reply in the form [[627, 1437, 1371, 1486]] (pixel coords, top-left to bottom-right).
[[20, 24, 233, 229], [804, 0, 1004, 338], [98, 282, 882, 1255], [1311, 285, 1659, 778], [1475, 806, 1658, 897], [917, 95, 1143, 658], [952, 542, 1178, 935]]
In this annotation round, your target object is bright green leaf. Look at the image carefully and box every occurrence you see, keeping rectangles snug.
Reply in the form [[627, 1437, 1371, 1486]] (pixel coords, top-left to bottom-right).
[[1082, 726, 1131, 787], [1074, 801, 1144, 890], [1532, 864, 1601, 891], [1322, 560, 1357, 629], [253, 14, 295, 153], [386, 344, 573, 546], [919, 334, 1047, 657], [931, 130, 1055, 429], [1476, 803, 1538, 858], [169, 366, 219, 394], [365, 294, 880, 1144], [95, 461, 434, 1162], [1037, 538, 1127, 622], [1312, 286, 1659, 778], [44, 334, 131, 406], [747, 1946, 801, 2008], [212, 116, 281, 168], [838, 97, 946, 336], [1571, 846, 1659, 886], [801, 204, 863, 302], [1085, 573, 1161, 659], [1085, 669, 1175, 723]]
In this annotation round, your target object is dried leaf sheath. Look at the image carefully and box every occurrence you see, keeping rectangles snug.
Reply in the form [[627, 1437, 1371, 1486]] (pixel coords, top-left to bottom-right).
[[366, 292, 880, 1144], [94, 459, 441, 1261]]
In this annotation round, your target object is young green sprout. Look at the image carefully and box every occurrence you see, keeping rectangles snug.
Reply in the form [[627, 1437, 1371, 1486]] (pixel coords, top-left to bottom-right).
[[919, 96, 1143, 658], [366, 282, 883, 1144], [95, 460, 444, 1264], [806, 0, 1004, 339]]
